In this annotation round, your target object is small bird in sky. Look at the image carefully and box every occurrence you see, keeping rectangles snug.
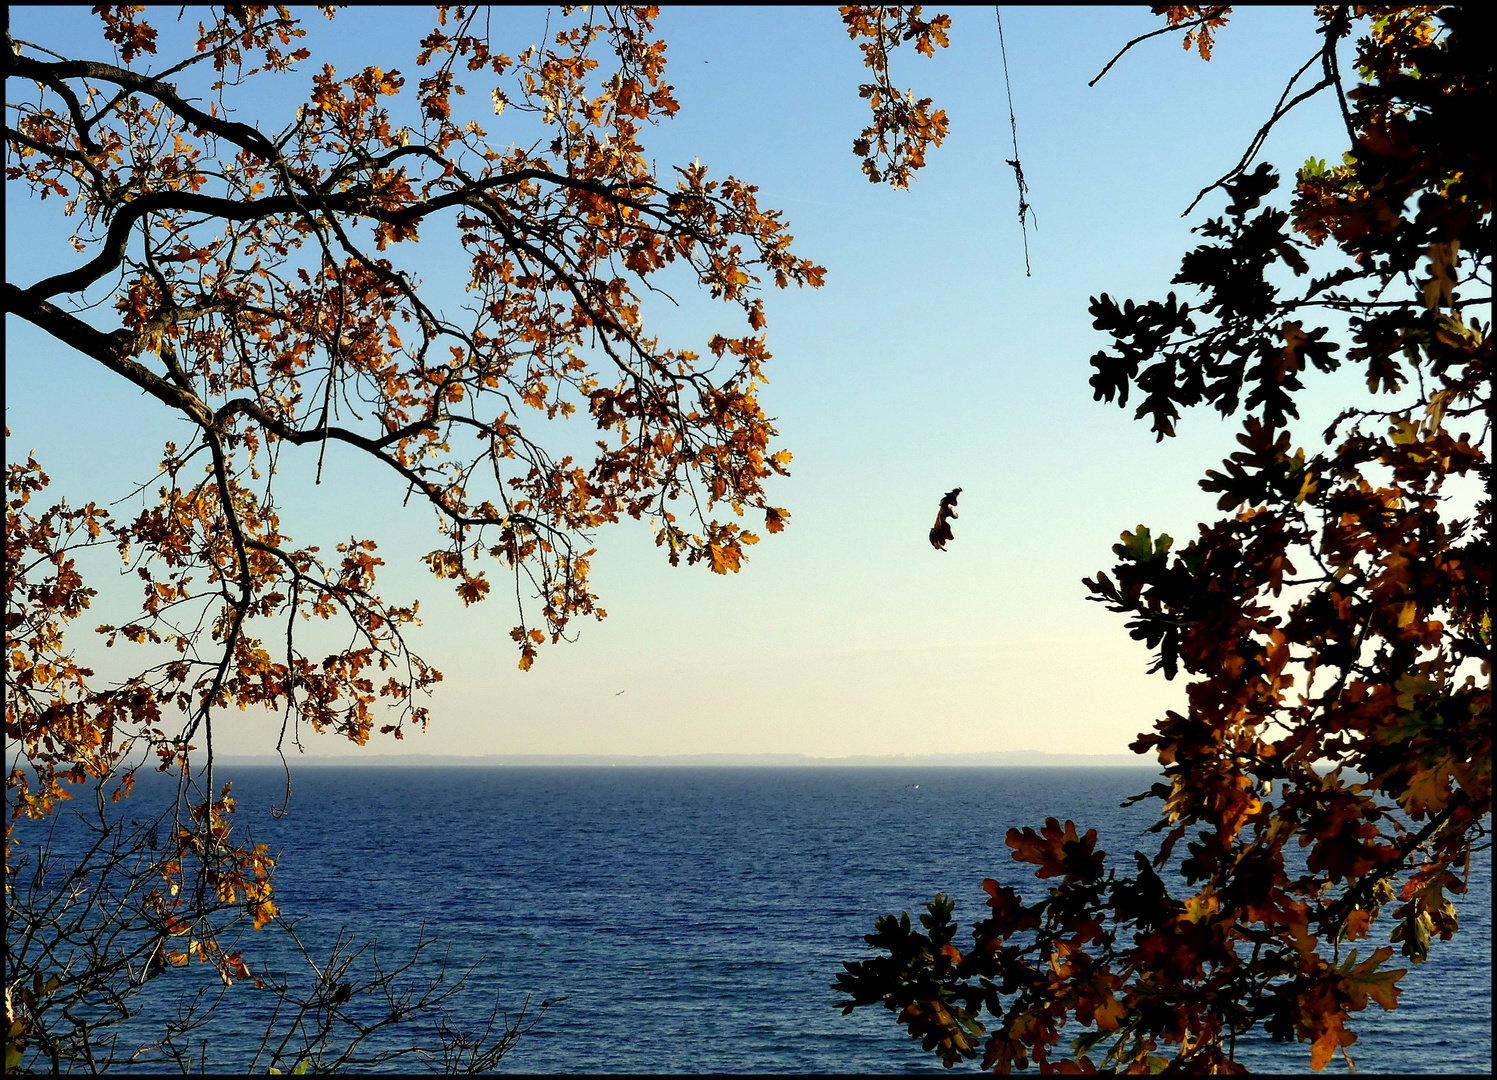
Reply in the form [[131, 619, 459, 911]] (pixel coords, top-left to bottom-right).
[[929, 487, 962, 551], [615, 690, 626, 696]]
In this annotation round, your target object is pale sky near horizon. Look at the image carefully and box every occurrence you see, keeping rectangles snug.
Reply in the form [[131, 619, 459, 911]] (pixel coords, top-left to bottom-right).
[[6, 6, 1380, 760]]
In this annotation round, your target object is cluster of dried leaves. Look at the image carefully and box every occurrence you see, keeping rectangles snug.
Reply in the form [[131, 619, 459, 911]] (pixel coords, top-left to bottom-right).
[[835, 5, 1489, 1073], [839, 5, 951, 189]]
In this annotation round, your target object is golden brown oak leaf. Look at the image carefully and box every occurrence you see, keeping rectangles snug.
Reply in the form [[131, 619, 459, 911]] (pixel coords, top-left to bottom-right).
[[929, 487, 961, 550]]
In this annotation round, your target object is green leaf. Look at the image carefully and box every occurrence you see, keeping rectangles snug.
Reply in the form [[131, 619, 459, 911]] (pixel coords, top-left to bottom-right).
[[1113, 525, 1172, 564], [1073, 1027, 1113, 1057]]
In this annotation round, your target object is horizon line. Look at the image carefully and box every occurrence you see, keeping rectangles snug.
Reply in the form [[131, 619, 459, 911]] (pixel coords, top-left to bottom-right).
[[209, 749, 1155, 768]]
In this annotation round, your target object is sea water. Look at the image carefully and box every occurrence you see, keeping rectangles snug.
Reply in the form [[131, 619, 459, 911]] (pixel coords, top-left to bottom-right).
[[11, 766, 1490, 1073]]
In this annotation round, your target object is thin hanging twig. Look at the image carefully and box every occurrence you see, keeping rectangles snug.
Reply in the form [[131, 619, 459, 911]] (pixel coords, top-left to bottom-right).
[[1088, 5, 1230, 88], [996, 7, 1033, 276]]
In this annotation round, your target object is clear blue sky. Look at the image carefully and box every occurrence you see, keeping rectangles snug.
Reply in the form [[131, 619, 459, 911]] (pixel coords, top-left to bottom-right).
[[5, 6, 1374, 759]]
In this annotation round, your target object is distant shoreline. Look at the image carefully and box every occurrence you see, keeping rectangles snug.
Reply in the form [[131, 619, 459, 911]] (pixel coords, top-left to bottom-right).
[[209, 751, 1155, 768]]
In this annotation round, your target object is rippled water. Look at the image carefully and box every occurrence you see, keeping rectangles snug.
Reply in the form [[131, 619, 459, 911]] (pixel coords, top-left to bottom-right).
[[17, 766, 1491, 1073]]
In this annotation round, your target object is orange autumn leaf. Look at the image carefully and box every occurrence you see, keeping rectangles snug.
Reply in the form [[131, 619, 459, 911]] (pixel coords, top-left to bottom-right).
[[1338, 947, 1406, 1013], [1006, 817, 1105, 882]]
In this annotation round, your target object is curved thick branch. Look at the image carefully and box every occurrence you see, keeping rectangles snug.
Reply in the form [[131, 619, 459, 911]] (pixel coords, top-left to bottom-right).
[[4, 284, 215, 428]]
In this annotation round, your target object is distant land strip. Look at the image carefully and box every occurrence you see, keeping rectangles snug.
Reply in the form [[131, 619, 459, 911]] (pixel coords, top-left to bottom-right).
[[212, 751, 1156, 768]]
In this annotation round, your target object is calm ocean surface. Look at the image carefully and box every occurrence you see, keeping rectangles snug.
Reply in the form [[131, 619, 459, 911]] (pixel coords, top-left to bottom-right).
[[23, 766, 1491, 1073]]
